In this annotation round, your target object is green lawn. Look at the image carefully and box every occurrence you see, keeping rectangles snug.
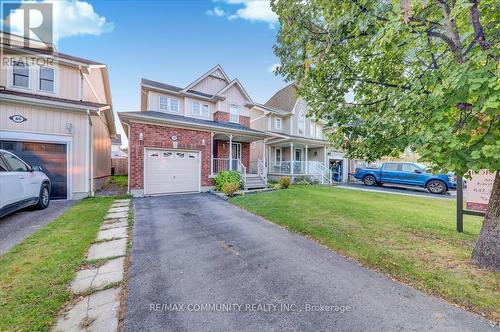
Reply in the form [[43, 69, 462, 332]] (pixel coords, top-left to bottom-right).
[[110, 175, 128, 188], [231, 185, 500, 322], [0, 197, 117, 331]]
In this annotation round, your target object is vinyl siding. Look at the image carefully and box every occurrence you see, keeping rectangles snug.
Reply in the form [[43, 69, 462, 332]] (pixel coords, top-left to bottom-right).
[[218, 84, 250, 117], [191, 75, 228, 95], [0, 102, 89, 196], [91, 114, 112, 179]]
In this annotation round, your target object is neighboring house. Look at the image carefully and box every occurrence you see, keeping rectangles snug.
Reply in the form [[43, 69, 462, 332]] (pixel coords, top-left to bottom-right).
[[111, 134, 127, 158], [0, 32, 116, 199], [119, 65, 272, 197], [250, 84, 348, 183]]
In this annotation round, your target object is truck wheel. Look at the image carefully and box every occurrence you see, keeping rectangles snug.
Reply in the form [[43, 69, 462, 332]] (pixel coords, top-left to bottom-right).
[[363, 175, 377, 186], [35, 183, 50, 210], [426, 180, 446, 194]]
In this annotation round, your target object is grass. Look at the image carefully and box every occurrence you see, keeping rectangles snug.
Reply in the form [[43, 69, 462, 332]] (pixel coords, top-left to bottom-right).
[[110, 175, 128, 188], [231, 185, 500, 322], [0, 197, 117, 331]]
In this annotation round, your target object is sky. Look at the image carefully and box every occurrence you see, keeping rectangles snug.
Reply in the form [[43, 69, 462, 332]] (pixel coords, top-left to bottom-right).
[[2, 0, 287, 145]]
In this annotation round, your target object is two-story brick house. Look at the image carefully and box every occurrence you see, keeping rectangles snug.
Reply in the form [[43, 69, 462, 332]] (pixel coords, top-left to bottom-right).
[[119, 65, 271, 197], [0, 32, 116, 199], [250, 84, 348, 183]]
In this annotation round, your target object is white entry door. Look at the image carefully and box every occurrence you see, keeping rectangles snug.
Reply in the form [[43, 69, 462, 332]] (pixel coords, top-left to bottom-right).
[[145, 149, 200, 195]]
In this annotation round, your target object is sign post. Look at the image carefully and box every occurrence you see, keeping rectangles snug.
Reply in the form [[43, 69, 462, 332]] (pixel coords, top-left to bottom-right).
[[457, 171, 495, 232]]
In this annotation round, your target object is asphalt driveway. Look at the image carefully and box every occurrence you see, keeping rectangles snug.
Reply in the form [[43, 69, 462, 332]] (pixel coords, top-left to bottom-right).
[[0, 200, 76, 255], [125, 194, 495, 331]]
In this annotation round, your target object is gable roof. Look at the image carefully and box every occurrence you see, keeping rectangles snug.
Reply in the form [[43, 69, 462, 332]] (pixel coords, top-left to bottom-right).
[[181, 65, 230, 93], [141, 78, 183, 93], [214, 78, 254, 104], [264, 83, 298, 113], [119, 111, 272, 138]]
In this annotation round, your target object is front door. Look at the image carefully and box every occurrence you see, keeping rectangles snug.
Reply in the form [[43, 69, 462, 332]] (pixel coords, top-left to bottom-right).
[[294, 148, 303, 173], [231, 143, 241, 170]]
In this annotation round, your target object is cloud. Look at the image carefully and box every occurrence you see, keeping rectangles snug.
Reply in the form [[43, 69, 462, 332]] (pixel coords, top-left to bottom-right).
[[2, 0, 114, 43], [268, 63, 280, 73], [207, 0, 278, 28], [206, 6, 226, 17]]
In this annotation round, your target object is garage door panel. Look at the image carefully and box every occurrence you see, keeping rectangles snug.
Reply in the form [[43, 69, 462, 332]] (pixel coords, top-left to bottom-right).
[[145, 149, 200, 195], [0, 140, 67, 199]]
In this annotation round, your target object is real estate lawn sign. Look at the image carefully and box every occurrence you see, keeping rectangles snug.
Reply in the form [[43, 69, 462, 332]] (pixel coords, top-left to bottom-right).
[[466, 171, 495, 212]]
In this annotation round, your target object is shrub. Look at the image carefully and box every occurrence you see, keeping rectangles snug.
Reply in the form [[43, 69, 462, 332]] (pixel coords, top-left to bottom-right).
[[278, 176, 291, 189], [295, 176, 311, 185], [273, 183, 282, 190], [214, 171, 241, 191], [222, 182, 240, 197]]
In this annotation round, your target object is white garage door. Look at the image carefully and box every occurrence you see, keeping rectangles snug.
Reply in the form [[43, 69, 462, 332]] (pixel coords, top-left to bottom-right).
[[145, 149, 200, 195]]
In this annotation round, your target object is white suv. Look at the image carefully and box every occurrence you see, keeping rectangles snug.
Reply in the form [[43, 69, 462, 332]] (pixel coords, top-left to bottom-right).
[[0, 149, 51, 219]]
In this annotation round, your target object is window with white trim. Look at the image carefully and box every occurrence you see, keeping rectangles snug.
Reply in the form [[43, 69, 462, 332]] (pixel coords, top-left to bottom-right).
[[298, 110, 305, 135], [39, 66, 55, 92], [229, 104, 239, 123], [309, 122, 315, 137], [316, 124, 322, 138], [12, 61, 30, 88], [159, 96, 179, 113], [192, 102, 209, 117], [274, 117, 282, 130]]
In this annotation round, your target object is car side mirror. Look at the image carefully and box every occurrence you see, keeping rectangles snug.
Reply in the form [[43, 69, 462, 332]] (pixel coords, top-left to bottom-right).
[[32, 166, 43, 172], [414, 169, 422, 174]]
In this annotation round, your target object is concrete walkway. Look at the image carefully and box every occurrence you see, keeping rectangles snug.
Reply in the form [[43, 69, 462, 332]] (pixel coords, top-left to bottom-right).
[[125, 194, 496, 331], [53, 199, 131, 332]]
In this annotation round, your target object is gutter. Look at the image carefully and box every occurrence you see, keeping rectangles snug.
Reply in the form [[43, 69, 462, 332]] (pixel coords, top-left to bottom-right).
[[119, 113, 274, 139]]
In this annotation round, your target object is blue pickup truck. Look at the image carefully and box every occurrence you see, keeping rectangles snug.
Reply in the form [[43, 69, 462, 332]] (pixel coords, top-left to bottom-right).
[[354, 162, 456, 194]]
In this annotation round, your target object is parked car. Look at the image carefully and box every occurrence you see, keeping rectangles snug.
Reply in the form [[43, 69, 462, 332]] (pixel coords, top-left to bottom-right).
[[354, 162, 456, 194], [0, 149, 51, 218]]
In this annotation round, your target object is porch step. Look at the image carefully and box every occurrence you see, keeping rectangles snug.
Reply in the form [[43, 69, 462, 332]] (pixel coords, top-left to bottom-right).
[[244, 175, 267, 189]]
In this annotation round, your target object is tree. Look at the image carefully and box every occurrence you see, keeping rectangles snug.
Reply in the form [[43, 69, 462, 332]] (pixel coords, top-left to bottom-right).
[[271, 0, 499, 269]]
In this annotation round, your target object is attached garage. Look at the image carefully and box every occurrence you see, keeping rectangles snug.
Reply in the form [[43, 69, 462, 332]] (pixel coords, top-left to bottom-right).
[[144, 149, 201, 195], [0, 140, 68, 199]]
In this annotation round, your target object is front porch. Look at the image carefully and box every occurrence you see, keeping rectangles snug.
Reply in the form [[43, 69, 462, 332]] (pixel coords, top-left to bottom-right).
[[211, 132, 268, 189], [267, 142, 332, 184]]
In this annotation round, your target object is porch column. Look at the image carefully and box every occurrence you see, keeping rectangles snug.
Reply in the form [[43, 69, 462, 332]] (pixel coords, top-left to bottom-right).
[[210, 132, 214, 175], [290, 142, 294, 175], [324, 146, 328, 166], [305, 144, 309, 174], [229, 134, 233, 171]]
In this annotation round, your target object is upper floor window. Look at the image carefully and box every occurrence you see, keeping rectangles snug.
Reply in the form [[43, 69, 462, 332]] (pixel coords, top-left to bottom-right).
[[192, 102, 209, 117], [12, 62, 30, 88], [316, 124, 322, 139], [159, 96, 179, 113], [229, 104, 239, 123], [309, 122, 315, 137], [39, 67, 55, 92], [274, 117, 282, 130], [298, 110, 305, 135]]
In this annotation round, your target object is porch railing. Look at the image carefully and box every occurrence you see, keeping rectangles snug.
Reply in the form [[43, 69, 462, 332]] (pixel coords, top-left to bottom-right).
[[268, 160, 332, 184], [257, 159, 267, 182], [213, 158, 244, 174]]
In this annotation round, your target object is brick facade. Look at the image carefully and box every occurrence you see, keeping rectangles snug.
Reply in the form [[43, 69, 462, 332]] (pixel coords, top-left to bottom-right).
[[213, 111, 251, 128], [214, 111, 229, 122], [239, 116, 250, 127], [213, 140, 250, 169], [129, 122, 212, 190]]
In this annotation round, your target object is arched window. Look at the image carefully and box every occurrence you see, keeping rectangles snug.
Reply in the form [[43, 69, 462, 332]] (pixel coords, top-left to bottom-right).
[[298, 110, 305, 135]]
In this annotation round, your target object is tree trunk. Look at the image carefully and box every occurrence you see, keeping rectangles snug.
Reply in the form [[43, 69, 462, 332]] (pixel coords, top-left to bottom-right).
[[471, 171, 500, 270]]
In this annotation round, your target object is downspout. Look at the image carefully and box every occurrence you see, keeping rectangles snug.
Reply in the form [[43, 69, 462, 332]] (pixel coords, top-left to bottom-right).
[[122, 121, 131, 194], [86, 110, 94, 196]]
